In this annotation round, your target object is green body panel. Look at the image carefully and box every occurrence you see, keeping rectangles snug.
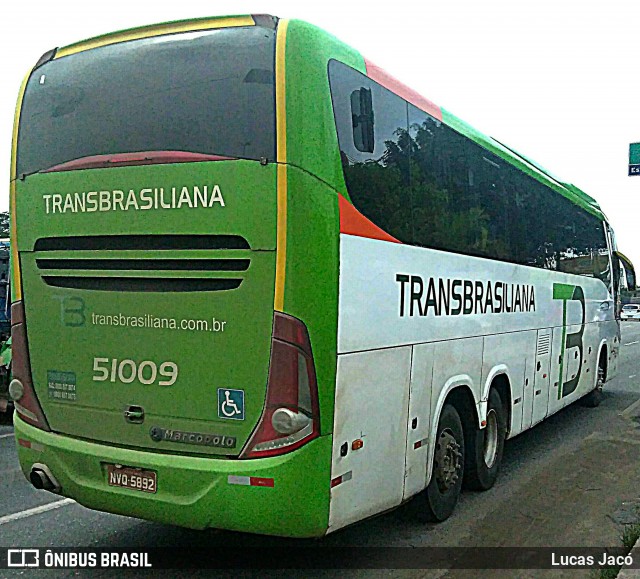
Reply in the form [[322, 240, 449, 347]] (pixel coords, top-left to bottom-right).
[[16, 161, 276, 250], [283, 20, 365, 193], [16, 160, 277, 456], [279, 21, 365, 433], [15, 415, 332, 537], [280, 166, 340, 433]]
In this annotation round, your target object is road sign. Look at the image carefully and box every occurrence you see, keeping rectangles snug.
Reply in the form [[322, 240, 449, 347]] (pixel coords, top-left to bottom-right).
[[630, 143, 640, 176]]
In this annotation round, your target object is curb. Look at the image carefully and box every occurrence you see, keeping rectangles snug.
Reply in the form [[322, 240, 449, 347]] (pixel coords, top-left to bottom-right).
[[617, 538, 640, 578]]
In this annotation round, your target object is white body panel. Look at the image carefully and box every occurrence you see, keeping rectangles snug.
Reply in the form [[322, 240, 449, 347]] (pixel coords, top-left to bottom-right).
[[328, 234, 619, 532], [328, 347, 411, 531], [337, 236, 614, 354], [425, 337, 483, 485], [403, 343, 435, 500], [530, 329, 552, 426], [481, 331, 536, 438]]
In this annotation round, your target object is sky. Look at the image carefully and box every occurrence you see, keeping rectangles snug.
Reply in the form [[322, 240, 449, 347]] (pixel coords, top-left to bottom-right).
[[2, 0, 639, 264]]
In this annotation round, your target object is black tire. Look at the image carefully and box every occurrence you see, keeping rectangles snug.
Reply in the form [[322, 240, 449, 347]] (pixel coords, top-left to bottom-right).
[[418, 404, 465, 522], [582, 361, 605, 408], [464, 388, 506, 491]]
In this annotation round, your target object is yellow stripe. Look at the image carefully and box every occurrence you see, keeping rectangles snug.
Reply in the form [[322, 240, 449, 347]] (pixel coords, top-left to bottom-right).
[[55, 15, 255, 59], [10, 74, 30, 301], [274, 19, 289, 312]]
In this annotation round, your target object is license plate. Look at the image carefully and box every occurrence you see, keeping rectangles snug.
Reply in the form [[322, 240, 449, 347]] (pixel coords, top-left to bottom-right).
[[106, 464, 157, 493]]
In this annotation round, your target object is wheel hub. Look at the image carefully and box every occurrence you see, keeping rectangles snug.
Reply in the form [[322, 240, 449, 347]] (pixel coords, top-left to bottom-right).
[[434, 428, 462, 492], [483, 408, 499, 468]]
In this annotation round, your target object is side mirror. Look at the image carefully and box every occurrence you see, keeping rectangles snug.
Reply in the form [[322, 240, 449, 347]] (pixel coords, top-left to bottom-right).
[[615, 251, 636, 291], [351, 88, 374, 153]]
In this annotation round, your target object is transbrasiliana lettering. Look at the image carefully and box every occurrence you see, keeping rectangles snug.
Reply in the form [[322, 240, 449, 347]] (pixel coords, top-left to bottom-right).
[[42, 185, 225, 214], [396, 273, 536, 317]]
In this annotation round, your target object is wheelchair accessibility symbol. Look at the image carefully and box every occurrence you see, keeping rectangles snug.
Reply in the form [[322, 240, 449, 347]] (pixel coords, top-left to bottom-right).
[[217, 388, 245, 420]]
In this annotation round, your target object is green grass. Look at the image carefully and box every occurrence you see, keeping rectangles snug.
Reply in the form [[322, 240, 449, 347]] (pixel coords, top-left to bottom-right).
[[622, 522, 640, 551], [598, 521, 640, 579], [600, 568, 620, 579]]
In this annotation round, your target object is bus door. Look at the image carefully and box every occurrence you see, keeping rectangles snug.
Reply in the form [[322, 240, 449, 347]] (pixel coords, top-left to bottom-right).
[[530, 329, 551, 425], [402, 344, 434, 500]]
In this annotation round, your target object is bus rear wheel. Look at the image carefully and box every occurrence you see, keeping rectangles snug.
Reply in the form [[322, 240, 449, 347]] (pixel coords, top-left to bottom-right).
[[464, 388, 506, 491], [582, 361, 605, 408], [419, 403, 464, 522]]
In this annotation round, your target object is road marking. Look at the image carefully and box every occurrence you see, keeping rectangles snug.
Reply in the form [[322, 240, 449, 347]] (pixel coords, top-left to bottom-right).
[[624, 341, 639, 346], [0, 498, 74, 526], [585, 434, 640, 446], [0, 432, 14, 439]]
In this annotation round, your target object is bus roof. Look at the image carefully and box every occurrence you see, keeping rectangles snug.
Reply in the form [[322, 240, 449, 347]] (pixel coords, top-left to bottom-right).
[[53, 15, 269, 59], [47, 14, 606, 223]]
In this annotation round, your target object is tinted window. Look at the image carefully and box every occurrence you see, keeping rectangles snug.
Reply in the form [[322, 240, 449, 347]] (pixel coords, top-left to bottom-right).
[[555, 207, 610, 285], [329, 60, 609, 284], [18, 26, 276, 175], [329, 60, 412, 243], [410, 105, 513, 261]]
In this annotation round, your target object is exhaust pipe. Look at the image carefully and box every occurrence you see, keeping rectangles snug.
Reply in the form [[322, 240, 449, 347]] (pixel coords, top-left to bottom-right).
[[29, 464, 61, 493]]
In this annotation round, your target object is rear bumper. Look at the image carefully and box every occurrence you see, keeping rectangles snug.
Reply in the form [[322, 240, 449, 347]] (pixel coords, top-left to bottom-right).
[[14, 415, 332, 537]]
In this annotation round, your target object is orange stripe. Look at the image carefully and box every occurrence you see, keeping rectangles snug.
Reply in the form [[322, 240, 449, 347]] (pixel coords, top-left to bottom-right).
[[365, 59, 442, 122], [338, 194, 400, 243]]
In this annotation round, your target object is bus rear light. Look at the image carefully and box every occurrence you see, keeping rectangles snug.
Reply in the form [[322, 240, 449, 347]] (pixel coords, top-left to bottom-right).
[[11, 301, 50, 431], [240, 312, 320, 459]]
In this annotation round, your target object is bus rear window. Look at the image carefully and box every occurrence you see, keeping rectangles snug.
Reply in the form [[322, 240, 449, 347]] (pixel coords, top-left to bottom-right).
[[17, 26, 276, 176]]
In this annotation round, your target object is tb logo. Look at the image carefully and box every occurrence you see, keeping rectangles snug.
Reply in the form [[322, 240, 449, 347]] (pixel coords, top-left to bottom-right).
[[52, 296, 86, 327], [553, 283, 585, 399]]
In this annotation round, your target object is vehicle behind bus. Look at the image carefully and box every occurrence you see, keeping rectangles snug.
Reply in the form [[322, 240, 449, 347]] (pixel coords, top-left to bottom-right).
[[0, 239, 11, 413]]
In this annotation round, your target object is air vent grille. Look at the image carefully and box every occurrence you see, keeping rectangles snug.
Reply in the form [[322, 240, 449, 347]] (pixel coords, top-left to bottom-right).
[[34, 234, 250, 252], [34, 235, 251, 293], [537, 333, 551, 356]]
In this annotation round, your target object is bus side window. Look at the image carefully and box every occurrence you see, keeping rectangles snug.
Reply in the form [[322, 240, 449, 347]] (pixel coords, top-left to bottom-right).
[[329, 59, 412, 244]]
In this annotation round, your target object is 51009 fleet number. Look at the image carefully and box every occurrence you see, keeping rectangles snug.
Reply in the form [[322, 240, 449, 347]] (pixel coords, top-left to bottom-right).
[[93, 357, 178, 386]]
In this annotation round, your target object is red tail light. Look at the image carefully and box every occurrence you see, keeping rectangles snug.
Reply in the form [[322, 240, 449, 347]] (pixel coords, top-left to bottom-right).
[[11, 301, 50, 431], [240, 312, 320, 459]]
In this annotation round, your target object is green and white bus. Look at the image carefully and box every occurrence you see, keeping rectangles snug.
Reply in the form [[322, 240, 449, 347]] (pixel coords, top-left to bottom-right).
[[10, 14, 636, 537]]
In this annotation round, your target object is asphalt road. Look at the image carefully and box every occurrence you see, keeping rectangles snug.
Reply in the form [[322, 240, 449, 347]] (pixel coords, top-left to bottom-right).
[[2, 322, 640, 577]]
